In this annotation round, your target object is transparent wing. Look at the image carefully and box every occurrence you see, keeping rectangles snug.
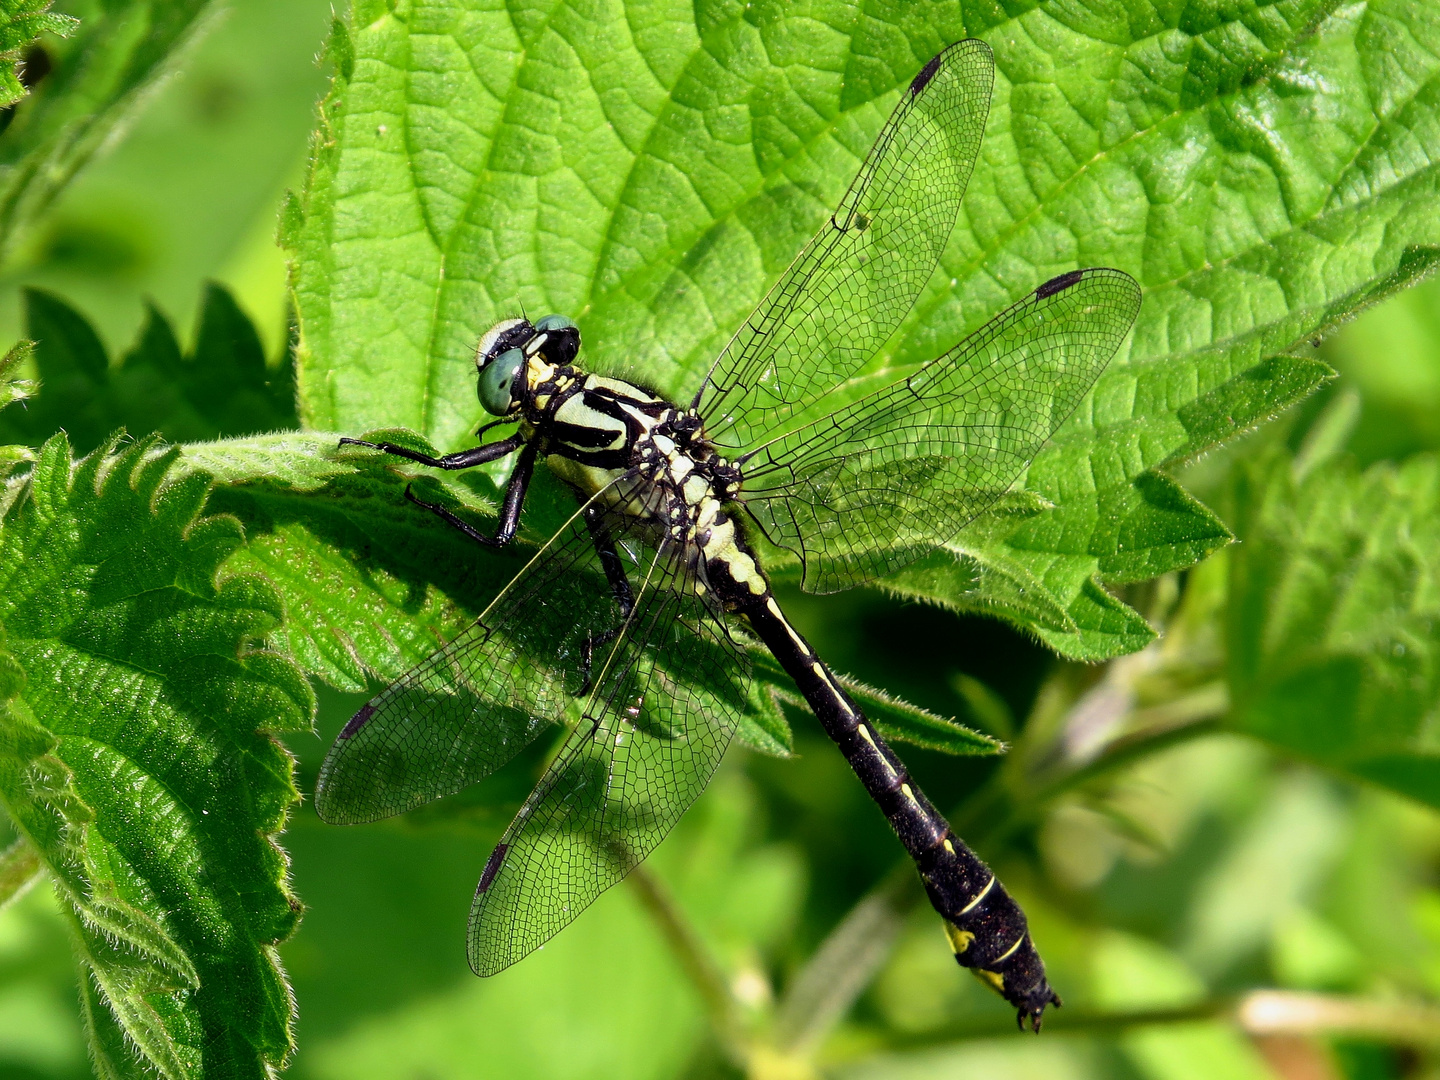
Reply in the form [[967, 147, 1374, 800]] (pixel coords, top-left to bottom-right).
[[314, 486, 642, 825], [739, 268, 1142, 593], [467, 537, 747, 975], [694, 40, 993, 453]]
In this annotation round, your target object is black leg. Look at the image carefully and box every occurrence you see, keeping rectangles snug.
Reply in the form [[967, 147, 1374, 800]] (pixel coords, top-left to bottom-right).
[[340, 432, 524, 470], [491, 440, 539, 545], [577, 506, 635, 696], [403, 440, 539, 548]]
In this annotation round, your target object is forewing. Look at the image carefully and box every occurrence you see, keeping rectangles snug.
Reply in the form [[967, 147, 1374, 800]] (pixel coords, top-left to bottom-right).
[[314, 488, 643, 824], [740, 268, 1142, 593], [467, 544, 747, 975], [694, 40, 993, 453]]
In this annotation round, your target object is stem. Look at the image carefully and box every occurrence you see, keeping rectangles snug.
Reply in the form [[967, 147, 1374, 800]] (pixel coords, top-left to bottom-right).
[[1237, 990, 1440, 1046], [869, 990, 1440, 1053], [884, 998, 1229, 1048], [626, 864, 747, 1064], [0, 835, 41, 909]]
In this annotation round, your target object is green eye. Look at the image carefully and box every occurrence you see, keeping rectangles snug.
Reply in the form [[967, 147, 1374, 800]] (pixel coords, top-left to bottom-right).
[[479, 348, 524, 415], [534, 314, 575, 333]]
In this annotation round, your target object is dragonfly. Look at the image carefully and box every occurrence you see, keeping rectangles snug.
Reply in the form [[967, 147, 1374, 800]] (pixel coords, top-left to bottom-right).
[[315, 39, 1140, 1031]]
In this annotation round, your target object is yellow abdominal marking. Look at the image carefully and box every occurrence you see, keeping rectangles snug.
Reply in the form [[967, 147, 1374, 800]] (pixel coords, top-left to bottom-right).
[[702, 516, 735, 553], [901, 783, 917, 803], [959, 875, 994, 915], [807, 661, 851, 713], [943, 839, 955, 854], [974, 969, 1005, 992], [703, 517, 767, 595], [944, 922, 974, 955], [994, 935, 1025, 963], [765, 597, 810, 653], [856, 722, 893, 773]]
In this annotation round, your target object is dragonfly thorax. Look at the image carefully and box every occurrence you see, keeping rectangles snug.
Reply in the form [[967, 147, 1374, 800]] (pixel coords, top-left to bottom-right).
[[493, 334, 759, 599]]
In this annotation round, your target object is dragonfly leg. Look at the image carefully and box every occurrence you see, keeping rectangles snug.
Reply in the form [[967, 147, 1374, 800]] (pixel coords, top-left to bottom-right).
[[340, 432, 524, 469], [403, 440, 539, 548], [576, 506, 635, 696]]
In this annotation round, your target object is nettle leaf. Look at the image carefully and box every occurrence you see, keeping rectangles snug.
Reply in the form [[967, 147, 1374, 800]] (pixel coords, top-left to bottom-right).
[[0, 0, 221, 254], [193, 432, 802, 756], [1226, 449, 1440, 810], [184, 432, 949, 761], [0, 433, 312, 1079], [0, 0, 75, 108], [201, 434, 521, 695], [0, 285, 299, 453], [749, 650, 999, 757], [288, 0, 1439, 660]]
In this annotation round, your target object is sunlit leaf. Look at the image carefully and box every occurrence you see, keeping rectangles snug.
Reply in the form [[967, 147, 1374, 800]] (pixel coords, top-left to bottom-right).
[[286, 0, 1440, 659]]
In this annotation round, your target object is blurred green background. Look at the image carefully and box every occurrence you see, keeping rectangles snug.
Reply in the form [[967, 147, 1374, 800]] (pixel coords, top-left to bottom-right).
[[1, 3, 1439, 1079]]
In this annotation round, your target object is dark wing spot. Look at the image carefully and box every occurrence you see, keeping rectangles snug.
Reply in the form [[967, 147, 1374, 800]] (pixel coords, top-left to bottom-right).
[[478, 844, 509, 892], [1035, 269, 1086, 299], [338, 702, 376, 739], [910, 52, 944, 97]]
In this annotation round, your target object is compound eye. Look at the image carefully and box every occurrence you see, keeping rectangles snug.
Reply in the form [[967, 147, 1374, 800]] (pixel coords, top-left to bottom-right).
[[478, 347, 524, 415], [532, 314, 580, 364]]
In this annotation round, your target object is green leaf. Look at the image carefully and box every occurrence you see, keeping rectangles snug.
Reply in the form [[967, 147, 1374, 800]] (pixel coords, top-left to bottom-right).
[[0, 433, 312, 1079], [1176, 356, 1339, 459], [188, 431, 801, 761], [1225, 449, 1440, 810], [289, 0, 1433, 658], [0, 0, 77, 108], [738, 662, 795, 758], [182, 431, 985, 770], [199, 432, 519, 694], [749, 651, 999, 758], [0, 286, 299, 453], [1035, 577, 1163, 662], [0, 0, 221, 255], [842, 674, 1001, 757]]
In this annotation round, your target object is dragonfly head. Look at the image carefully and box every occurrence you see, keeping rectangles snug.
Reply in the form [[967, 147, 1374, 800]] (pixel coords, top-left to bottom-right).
[[474, 314, 582, 416]]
